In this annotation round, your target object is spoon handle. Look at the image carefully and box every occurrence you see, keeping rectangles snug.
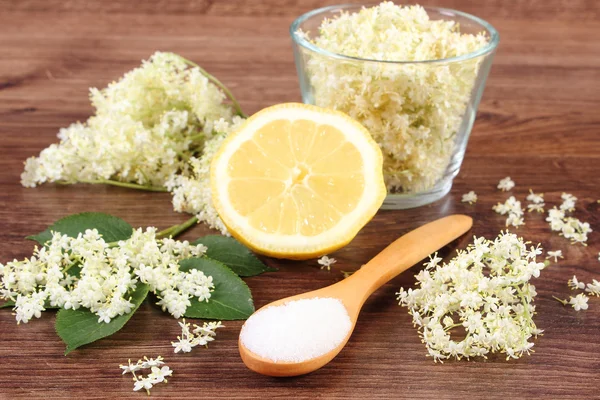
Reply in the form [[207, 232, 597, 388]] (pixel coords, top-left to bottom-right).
[[345, 214, 472, 303]]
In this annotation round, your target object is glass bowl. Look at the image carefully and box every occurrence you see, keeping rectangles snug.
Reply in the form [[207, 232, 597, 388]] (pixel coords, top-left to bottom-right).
[[290, 4, 499, 209]]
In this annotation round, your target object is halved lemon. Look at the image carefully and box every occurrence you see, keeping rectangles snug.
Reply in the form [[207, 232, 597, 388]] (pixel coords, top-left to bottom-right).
[[210, 103, 386, 259]]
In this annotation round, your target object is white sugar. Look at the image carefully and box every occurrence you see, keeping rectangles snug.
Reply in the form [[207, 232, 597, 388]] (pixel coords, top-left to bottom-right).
[[240, 297, 352, 363]]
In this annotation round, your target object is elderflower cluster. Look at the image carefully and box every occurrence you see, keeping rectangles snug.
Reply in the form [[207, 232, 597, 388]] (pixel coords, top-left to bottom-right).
[[120, 356, 173, 395], [0, 228, 213, 324], [493, 196, 525, 228], [171, 318, 224, 353], [21, 52, 235, 189], [300, 2, 488, 193], [545, 193, 592, 245], [397, 233, 545, 362], [166, 117, 245, 235]]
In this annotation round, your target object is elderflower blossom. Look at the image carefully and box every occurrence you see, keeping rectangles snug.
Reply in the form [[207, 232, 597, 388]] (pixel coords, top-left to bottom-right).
[[526, 190, 544, 204], [21, 52, 236, 189], [545, 206, 592, 245], [300, 2, 489, 193], [497, 177, 515, 192], [140, 356, 165, 369], [568, 275, 585, 290], [317, 256, 337, 270], [546, 250, 563, 262], [527, 203, 545, 213], [559, 193, 577, 212], [493, 196, 525, 228], [569, 294, 589, 311], [121, 356, 172, 395], [120, 356, 165, 375], [0, 228, 213, 324], [585, 280, 600, 296], [133, 377, 155, 393], [147, 366, 173, 384], [120, 359, 144, 375], [397, 233, 545, 362], [166, 116, 245, 235], [172, 318, 224, 353], [554, 293, 590, 311], [526, 190, 545, 213], [461, 191, 478, 205]]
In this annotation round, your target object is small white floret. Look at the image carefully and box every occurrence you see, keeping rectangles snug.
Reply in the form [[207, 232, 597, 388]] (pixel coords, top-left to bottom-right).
[[318, 255, 337, 270], [497, 177, 515, 192], [461, 191, 478, 205]]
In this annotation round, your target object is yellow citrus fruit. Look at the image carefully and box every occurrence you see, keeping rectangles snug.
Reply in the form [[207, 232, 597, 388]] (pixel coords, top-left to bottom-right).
[[210, 103, 386, 259]]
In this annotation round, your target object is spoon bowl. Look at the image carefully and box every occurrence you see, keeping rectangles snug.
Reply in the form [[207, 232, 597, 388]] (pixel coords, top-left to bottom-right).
[[239, 214, 473, 376]]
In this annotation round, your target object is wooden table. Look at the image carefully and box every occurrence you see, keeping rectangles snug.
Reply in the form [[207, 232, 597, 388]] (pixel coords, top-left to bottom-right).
[[1, 1, 599, 398]]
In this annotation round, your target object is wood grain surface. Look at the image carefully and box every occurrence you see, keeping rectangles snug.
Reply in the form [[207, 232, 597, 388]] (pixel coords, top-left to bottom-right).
[[1, 1, 599, 398]]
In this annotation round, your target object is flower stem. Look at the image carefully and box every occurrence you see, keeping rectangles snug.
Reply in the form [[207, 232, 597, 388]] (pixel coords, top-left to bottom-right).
[[443, 323, 463, 332], [70, 179, 169, 192], [552, 296, 568, 306], [188, 133, 205, 142], [157, 216, 199, 239], [516, 286, 532, 322], [105, 216, 199, 248], [175, 54, 247, 118]]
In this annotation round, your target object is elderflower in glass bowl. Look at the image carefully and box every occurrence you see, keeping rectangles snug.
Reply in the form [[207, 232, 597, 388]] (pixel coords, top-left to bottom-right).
[[291, 3, 499, 209]]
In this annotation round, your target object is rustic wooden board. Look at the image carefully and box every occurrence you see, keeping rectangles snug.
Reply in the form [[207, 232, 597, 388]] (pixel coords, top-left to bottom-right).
[[0, 1, 598, 398]]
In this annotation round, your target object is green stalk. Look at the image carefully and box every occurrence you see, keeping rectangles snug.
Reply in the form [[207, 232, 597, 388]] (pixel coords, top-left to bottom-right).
[[175, 54, 247, 118], [187, 133, 205, 142], [552, 296, 568, 306], [443, 322, 463, 332], [517, 286, 532, 321], [157, 216, 199, 239], [106, 216, 199, 248], [75, 179, 169, 192]]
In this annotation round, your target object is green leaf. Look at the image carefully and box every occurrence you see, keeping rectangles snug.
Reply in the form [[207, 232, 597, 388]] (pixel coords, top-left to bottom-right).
[[55, 283, 149, 355], [0, 300, 14, 309], [27, 212, 133, 245], [193, 235, 276, 277], [179, 258, 254, 320], [65, 263, 82, 278]]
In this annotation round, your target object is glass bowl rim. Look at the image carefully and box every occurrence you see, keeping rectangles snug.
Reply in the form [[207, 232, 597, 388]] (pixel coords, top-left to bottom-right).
[[290, 3, 500, 65]]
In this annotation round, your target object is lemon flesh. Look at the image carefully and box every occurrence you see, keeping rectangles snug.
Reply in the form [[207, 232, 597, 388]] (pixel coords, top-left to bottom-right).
[[210, 103, 386, 259]]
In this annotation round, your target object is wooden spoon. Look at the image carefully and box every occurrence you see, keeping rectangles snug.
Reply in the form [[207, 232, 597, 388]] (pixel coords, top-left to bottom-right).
[[239, 214, 473, 377]]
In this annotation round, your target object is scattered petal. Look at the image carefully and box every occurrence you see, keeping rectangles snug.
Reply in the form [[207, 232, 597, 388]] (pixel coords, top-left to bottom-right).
[[568, 275, 586, 290], [120, 356, 171, 395], [568, 293, 589, 311], [318, 256, 337, 271], [526, 190, 544, 204], [461, 191, 478, 205], [172, 319, 224, 353], [497, 177, 515, 192], [585, 280, 600, 297], [493, 196, 524, 228], [546, 250, 563, 263]]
